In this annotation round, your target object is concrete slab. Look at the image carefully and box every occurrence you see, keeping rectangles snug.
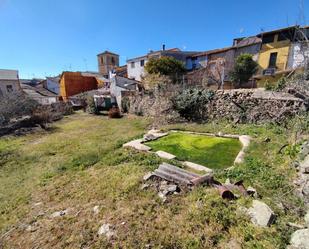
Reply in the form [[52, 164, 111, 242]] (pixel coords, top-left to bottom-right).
[[183, 161, 213, 173], [155, 151, 176, 160], [123, 139, 151, 152]]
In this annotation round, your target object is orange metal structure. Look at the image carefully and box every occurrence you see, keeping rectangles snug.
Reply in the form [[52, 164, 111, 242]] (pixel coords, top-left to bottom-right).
[[60, 72, 98, 101]]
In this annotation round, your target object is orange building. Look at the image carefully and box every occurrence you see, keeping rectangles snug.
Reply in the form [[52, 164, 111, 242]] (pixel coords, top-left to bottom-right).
[[60, 72, 99, 101]]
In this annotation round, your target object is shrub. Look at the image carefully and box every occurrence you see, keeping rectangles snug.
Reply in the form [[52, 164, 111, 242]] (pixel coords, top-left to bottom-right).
[[265, 77, 287, 91], [230, 54, 258, 87], [0, 93, 39, 125], [86, 96, 99, 115], [121, 97, 130, 113], [172, 88, 215, 121]]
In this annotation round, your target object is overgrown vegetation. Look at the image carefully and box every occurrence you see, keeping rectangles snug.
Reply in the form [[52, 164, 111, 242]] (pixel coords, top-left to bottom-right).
[[265, 77, 287, 91], [0, 93, 39, 125], [230, 53, 258, 87], [172, 88, 215, 121], [0, 112, 307, 248]]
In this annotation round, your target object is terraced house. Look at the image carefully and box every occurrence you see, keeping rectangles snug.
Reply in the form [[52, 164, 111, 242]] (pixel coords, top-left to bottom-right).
[[255, 25, 309, 86]]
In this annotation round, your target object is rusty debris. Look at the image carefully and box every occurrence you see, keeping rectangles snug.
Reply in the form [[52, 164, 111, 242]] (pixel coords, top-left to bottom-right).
[[145, 163, 254, 200]]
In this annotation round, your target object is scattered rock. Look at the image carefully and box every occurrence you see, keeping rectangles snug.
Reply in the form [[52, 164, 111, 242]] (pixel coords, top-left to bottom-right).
[[25, 225, 38, 232], [247, 200, 276, 227], [302, 181, 309, 196], [98, 223, 115, 239], [290, 229, 309, 249], [51, 209, 70, 218], [158, 192, 167, 202], [247, 186, 258, 198], [93, 206, 100, 215], [155, 151, 176, 160]]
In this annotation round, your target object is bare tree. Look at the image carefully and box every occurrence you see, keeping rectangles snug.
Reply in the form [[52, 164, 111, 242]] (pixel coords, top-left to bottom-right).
[[185, 58, 226, 89]]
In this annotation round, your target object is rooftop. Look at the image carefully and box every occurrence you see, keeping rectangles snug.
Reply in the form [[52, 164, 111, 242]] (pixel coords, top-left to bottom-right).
[[97, 51, 119, 57], [0, 69, 19, 81]]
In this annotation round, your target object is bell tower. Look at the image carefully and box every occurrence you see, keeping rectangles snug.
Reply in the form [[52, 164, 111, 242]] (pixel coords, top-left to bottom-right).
[[97, 51, 119, 78]]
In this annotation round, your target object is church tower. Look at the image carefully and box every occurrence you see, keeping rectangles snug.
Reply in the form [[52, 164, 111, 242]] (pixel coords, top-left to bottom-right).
[[97, 51, 119, 78]]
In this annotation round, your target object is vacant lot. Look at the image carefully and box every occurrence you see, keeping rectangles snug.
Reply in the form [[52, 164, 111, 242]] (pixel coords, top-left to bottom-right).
[[146, 132, 241, 169], [0, 112, 306, 248]]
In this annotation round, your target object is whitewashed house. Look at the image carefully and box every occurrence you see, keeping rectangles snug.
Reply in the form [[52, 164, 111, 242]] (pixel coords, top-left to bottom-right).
[[127, 47, 197, 81], [110, 73, 139, 110]]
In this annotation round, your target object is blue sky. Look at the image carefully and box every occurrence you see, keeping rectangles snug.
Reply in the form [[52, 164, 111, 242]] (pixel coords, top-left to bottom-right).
[[0, 0, 308, 78]]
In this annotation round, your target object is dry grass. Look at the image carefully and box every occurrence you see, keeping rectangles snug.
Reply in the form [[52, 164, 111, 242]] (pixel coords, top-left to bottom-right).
[[0, 112, 306, 248]]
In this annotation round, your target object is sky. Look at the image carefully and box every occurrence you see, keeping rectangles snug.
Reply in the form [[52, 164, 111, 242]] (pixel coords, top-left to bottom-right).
[[0, 0, 308, 79]]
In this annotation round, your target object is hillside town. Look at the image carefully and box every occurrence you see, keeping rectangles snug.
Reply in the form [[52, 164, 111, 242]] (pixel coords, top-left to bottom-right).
[[1, 25, 308, 111], [1, 17, 309, 249]]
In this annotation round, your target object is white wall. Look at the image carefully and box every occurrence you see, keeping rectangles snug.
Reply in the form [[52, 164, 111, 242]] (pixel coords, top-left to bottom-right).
[[46, 79, 59, 94], [288, 42, 309, 69], [127, 58, 148, 81]]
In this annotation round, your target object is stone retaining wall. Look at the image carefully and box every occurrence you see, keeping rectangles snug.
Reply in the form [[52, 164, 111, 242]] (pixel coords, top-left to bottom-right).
[[127, 88, 306, 124]]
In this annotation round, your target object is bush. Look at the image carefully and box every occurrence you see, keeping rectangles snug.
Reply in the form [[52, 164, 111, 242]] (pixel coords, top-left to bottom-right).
[[265, 77, 287, 91], [86, 96, 99, 115], [172, 88, 215, 121], [0, 93, 39, 125], [121, 97, 130, 113]]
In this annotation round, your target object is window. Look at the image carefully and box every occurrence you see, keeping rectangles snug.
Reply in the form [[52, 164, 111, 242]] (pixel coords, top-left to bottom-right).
[[131, 62, 135, 68], [111, 57, 115, 66], [101, 57, 104, 64], [278, 30, 294, 41], [268, 52, 278, 68], [6, 85, 13, 92], [262, 34, 275, 44], [140, 60, 145, 67]]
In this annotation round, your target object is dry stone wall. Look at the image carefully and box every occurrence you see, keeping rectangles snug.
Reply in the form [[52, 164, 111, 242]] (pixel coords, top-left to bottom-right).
[[128, 88, 306, 124]]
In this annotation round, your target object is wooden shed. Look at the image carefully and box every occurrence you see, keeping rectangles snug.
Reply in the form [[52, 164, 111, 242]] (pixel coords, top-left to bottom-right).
[[60, 72, 98, 101]]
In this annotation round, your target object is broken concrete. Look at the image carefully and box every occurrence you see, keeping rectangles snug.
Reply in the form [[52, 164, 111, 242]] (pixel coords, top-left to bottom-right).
[[234, 135, 251, 164], [146, 129, 168, 139], [123, 139, 151, 152], [155, 150, 176, 160], [247, 200, 276, 227], [183, 161, 213, 173]]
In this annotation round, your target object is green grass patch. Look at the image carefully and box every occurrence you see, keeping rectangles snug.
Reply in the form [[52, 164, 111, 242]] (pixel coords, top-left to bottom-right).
[[146, 132, 242, 169]]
